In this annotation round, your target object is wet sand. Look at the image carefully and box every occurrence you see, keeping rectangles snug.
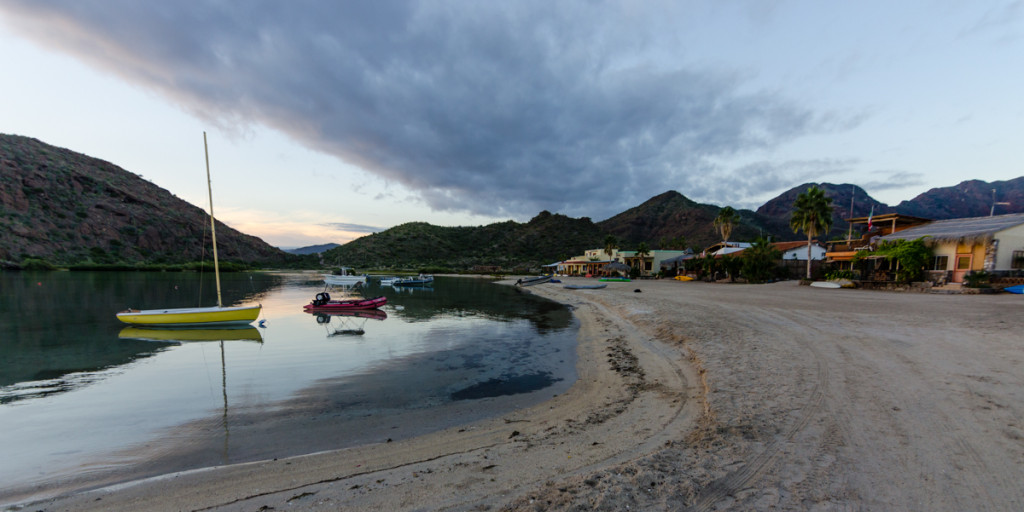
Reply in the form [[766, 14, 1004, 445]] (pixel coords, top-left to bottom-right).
[[19, 278, 1024, 511]]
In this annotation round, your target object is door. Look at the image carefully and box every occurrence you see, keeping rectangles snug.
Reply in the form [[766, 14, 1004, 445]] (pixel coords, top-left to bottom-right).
[[952, 254, 973, 283]]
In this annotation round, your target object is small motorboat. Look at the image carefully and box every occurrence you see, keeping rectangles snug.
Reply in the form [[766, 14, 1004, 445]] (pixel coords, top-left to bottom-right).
[[392, 274, 434, 287], [515, 275, 552, 286], [303, 293, 388, 311], [323, 267, 368, 285]]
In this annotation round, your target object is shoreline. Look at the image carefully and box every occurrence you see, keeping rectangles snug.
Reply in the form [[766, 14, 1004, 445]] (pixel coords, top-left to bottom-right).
[[17, 278, 1024, 511]]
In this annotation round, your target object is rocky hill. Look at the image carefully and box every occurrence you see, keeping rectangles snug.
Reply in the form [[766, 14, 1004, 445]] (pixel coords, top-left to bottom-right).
[[0, 134, 290, 266], [322, 211, 606, 270], [4, 133, 1022, 271], [893, 177, 1024, 219], [595, 191, 771, 250]]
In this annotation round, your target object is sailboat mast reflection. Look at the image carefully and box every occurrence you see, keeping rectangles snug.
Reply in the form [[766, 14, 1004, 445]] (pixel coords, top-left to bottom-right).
[[118, 326, 262, 463]]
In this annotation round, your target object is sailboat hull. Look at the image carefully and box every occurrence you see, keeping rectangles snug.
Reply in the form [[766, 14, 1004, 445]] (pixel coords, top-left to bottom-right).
[[116, 305, 262, 327]]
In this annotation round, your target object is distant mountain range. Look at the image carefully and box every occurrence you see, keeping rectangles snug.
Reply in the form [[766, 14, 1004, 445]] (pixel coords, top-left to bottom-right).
[[3, 133, 1022, 270], [284, 243, 340, 255]]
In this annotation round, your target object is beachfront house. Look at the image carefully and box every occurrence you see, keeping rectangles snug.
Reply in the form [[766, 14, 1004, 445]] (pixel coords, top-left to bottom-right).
[[774, 240, 827, 261], [618, 249, 691, 277], [556, 248, 692, 277], [878, 212, 1024, 284], [702, 241, 752, 257], [825, 213, 933, 270]]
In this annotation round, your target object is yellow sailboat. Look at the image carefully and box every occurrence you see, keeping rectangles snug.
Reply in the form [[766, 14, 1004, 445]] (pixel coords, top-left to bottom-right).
[[116, 133, 262, 327]]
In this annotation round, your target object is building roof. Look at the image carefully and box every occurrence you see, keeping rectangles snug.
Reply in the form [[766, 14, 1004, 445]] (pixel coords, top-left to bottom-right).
[[846, 212, 932, 226], [660, 253, 696, 266], [880, 213, 1024, 244], [772, 240, 823, 252]]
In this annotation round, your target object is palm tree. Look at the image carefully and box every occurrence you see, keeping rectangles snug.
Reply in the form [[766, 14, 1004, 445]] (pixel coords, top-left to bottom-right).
[[713, 206, 741, 243], [790, 185, 834, 279], [635, 242, 650, 274], [604, 235, 619, 260]]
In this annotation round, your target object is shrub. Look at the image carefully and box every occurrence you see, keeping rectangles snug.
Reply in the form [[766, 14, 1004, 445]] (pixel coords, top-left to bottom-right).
[[964, 270, 990, 288], [741, 238, 781, 284], [826, 270, 855, 280], [21, 258, 56, 270], [874, 239, 933, 283]]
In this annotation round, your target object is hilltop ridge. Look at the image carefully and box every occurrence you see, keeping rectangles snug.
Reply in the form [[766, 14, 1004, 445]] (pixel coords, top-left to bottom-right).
[[3, 133, 1022, 270]]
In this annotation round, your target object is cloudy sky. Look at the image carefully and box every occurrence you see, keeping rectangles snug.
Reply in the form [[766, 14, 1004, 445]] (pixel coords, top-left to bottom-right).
[[1, 1, 1022, 248]]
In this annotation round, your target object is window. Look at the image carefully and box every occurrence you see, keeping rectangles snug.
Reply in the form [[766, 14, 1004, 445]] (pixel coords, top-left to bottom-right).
[[932, 255, 948, 271], [1013, 250, 1024, 270], [956, 255, 972, 270]]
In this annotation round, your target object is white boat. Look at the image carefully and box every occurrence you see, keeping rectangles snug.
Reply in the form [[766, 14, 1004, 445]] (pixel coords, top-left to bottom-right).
[[809, 281, 841, 289], [116, 133, 262, 327], [323, 267, 367, 285]]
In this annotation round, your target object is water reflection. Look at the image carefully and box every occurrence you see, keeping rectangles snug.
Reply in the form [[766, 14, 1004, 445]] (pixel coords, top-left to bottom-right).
[[0, 272, 577, 505], [306, 309, 388, 337], [0, 271, 276, 392], [118, 326, 265, 343]]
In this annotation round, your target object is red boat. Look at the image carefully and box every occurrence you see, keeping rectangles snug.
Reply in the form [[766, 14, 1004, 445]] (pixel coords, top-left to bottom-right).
[[303, 293, 388, 311]]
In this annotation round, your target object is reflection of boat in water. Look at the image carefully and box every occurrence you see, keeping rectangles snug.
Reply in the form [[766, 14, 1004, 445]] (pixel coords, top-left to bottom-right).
[[118, 326, 263, 343], [303, 293, 387, 311], [307, 308, 387, 336], [308, 309, 389, 321], [117, 323, 259, 465], [116, 134, 261, 327]]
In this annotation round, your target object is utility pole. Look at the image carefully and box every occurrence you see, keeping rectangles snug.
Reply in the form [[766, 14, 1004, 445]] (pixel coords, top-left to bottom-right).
[[991, 189, 1010, 216]]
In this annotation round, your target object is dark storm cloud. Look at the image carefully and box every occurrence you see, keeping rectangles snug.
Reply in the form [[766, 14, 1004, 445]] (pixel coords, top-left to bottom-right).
[[3, 0, 823, 220], [321, 222, 382, 235]]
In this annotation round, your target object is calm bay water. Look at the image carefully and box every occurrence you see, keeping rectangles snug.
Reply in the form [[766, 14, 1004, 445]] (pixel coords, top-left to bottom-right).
[[0, 271, 577, 504]]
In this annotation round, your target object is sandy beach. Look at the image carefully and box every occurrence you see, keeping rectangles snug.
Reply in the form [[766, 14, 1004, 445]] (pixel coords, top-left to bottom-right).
[[22, 278, 1024, 511]]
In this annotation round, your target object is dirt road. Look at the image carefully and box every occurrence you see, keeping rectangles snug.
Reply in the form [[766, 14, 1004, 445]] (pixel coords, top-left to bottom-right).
[[519, 279, 1024, 511]]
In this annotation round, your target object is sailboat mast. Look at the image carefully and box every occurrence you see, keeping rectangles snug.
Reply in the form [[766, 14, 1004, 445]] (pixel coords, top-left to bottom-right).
[[847, 186, 854, 242], [203, 132, 223, 308]]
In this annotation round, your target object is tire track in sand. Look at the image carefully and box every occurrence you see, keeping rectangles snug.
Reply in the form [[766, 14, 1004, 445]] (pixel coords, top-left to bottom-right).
[[685, 306, 833, 512]]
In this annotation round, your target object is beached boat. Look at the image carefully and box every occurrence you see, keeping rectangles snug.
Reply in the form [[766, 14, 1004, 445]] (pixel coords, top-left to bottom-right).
[[564, 283, 607, 290], [515, 275, 552, 286], [599, 277, 631, 282], [323, 267, 367, 285], [303, 293, 387, 311], [116, 133, 261, 327], [1003, 284, 1024, 294], [809, 281, 841, 289], [392, 274, 434, 286]]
